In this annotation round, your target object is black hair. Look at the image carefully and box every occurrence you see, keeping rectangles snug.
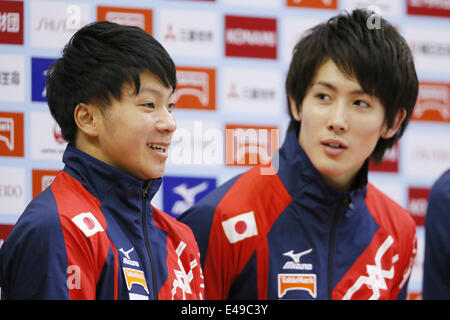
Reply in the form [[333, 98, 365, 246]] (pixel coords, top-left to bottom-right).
[[285, 9, 418, 163], [46, 21, 177, 145]]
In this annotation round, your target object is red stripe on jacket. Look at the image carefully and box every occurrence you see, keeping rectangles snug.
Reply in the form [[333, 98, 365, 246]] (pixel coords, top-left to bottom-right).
[[51, 171, 116, 300], [204, 166, 292, 299]]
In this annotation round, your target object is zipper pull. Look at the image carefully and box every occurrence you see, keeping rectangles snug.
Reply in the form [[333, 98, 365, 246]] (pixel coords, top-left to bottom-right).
[[339, 195, 352, 214], [342, 195, 351, 205], [142, 181, 151, 199]]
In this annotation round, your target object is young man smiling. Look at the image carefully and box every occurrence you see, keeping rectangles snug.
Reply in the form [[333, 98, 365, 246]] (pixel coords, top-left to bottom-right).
[[0, 22, 204, 300], [179, 10, 418, 300]]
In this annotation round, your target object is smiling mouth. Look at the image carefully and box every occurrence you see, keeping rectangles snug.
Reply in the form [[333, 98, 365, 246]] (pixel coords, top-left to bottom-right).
[[147, 143, 167, 153]]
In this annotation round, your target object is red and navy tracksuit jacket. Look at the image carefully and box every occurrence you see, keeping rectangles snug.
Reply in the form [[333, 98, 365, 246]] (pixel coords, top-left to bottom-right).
[[0, 145, 204, 300], [179, 130, 417, 300], [423, 169, 450, 299]]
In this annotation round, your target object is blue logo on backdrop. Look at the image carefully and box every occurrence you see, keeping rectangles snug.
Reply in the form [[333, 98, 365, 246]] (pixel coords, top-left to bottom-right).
[[163, 176, 216, 218], [32, 57, 56, 102]]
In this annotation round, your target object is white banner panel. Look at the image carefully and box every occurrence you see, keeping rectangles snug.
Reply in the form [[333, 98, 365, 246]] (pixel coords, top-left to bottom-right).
[[0, 166, 26, 215], [30, 1, 90, 48]]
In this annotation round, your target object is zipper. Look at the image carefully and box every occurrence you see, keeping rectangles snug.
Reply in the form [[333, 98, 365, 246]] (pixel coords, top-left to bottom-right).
[[142, 181, 158, 300], [327, 196, 350, 300]]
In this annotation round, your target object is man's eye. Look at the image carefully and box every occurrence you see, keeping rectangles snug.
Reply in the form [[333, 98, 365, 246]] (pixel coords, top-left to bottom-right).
[[143, 103, 155, 109], [354, 100, 370, 108], [316, 93, 331, 101], [167, 103, 176, 112]]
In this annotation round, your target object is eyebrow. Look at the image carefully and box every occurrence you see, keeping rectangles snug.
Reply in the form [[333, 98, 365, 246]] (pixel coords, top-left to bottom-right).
[[314, 81, 367, 96], [138, 86, 163, 96]]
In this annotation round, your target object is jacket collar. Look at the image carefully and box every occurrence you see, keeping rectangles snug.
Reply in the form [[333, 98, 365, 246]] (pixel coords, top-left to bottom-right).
[[62, 144, 162, 208], [276, 130, 368, 214]]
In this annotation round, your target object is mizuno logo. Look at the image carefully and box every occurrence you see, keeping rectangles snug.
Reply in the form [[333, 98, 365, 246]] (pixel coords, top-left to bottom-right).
[[171, 182, 209, 215], [119, 247, 134, 259], [282, 248, 313, 270], [119, 247, 140, 268]]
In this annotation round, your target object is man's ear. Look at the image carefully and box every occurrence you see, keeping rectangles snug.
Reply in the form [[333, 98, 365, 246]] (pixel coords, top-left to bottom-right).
[[74, 103, 101, 138], [382, 108, 407, 139], [289, 95, 301, 122]]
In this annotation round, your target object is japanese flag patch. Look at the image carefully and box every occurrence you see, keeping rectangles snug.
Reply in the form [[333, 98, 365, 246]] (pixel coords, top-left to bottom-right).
[[71, 212, 104, 238], [222, 211, 258, 244]]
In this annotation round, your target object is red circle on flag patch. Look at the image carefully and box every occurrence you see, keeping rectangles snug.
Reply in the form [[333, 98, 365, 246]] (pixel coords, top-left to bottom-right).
[[235, 220, 247, 234], [83, 216, 95, 230]]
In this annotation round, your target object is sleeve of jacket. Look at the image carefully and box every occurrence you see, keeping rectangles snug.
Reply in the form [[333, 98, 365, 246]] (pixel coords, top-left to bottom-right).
[[395, 212, 417, 300], [178, 175, 242, 300], [0, 189, 70, 299], [395, 228, 417, 300], [178, 175, 241, 269], [178, 202, 216, 272], [179, 203, 236, 300], [423, 169, 450, 300]]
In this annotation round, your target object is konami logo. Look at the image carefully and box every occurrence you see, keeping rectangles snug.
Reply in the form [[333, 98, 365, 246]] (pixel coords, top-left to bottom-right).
[[412, 81, 450, 122], [0, 0, 23, 45], [408, 187, 430, 227], [32, 169, 60, 198], [225, 124, 279, 167], [407, 0, 450, 18], [287, 0, 337, 9], [369, 142, 399, 173], [97, 6, 152, 34], [174, 66, 215, 110], [0, 112, 24, 157], [0, 224, 14, 249], [225, 15, 277, 59]]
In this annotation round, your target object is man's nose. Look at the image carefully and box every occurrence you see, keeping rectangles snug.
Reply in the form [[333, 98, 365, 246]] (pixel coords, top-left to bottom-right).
[[326, 103, 348, 133], [156, 108, 176, 133]]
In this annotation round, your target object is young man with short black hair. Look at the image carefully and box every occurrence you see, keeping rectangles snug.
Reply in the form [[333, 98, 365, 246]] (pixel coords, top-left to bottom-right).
[[0, 21, 204, 300], [179, 9, 418, 300]]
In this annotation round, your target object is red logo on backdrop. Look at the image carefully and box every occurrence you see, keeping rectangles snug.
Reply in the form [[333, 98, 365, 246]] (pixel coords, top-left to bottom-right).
[[0, 0, 23, 45], [287, 0, 338, 9], [0, 224, 14, 248], [0, 112, 24, 157], [174, 66, 216, 110], [225, 124, 279, 167], [53, 122, 65, 144], [407, 292, 422, 300], [412, 81, 450, 123], [369, 142, 399, 173], [225, 15, 277, 59], [32, 169, 59, 198], [97, 6, 153, 34], [408, 187, 430, 227], [407, 0, 450, 18]]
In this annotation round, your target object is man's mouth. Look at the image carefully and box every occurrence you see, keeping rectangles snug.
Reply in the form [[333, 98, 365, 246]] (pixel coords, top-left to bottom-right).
[[321, 139, 348, 149], [147, 143, 167, 153], [322, 142, 345, 149]]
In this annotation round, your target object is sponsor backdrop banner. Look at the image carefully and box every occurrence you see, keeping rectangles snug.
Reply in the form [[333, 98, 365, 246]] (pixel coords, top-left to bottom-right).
[[0, 0, 449, 300]]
